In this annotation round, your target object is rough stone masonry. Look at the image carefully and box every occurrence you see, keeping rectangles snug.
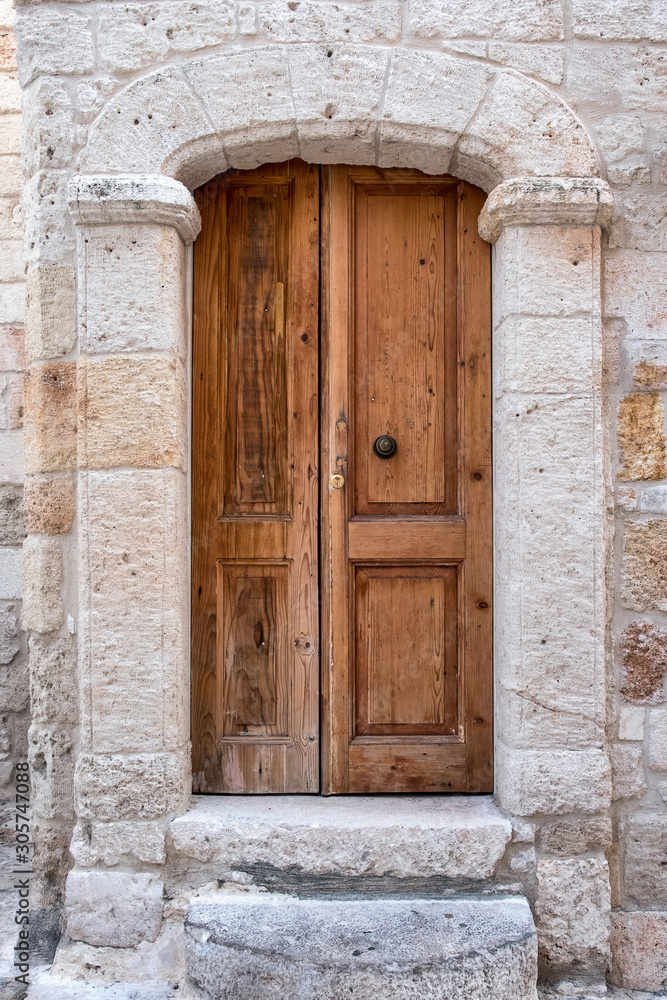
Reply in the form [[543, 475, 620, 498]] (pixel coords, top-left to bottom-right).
[[0, 0, 665, 996]]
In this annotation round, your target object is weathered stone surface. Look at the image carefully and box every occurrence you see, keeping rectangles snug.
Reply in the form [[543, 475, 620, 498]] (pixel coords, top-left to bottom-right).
[[23, 361, 77, 473], [379, 50, 492, 174], [617, 485, 637, 511], [568, 44, 667, 114], [186, 891, 538, 1000], [0, 428, 24, 482], [618, 705, 645, 740], [29, 723, 75, 820], [487, 41, 564, 84], [537, 817, 612, 856], [290, 44, 387, 164], [480, 177, 611, 243], [635, 478, 667, 536], [496, 747, 611, 816], [454, 73, 598, 189], [259, 2, 401, 43], [634, 355, 667, 391], [78, 470, 188, 753], [649, 707, 667, 771], [493, 390, 605, 750], [618, 393, 666, 481], [74, 751, 189, 821], [0, 547, 21, 601], [0, 604, 20, 663], [622, 521, 667, 611], [495, 316, 598, 394], [0, 655, 28, 712], [29, 635, 77, 725], [14, 9, 94, 87], [97, 1, 236, 74], [78, 226, 187, 356], [493, 225, 598, 320], [25, 264, 77, 363], [69, 174, 200, 245], [605, 251, 667, 340], [24, 473, 74, 535], [22, 535, 62, 633], [21, 76, 77, 176], [70, 820, 166, 867], [66, 871, 163, 949], [573, 0, 667, 41], [77, 357, 186, 471], [239, 2, 255, 34], [536, 858, 610, 974], [620, 620, 667, 702], [611, 911, 667, 991], [184, 48, 295, 169], [79, 66, 227, 188], [0, 325, 25, 370], [610, 743, 647, 800], [610, 187, 667, 253], [408, 0, 563, 40], [624, 814, 667, 906], [0, 483, 24, 543], [170, 796, 512, 880]]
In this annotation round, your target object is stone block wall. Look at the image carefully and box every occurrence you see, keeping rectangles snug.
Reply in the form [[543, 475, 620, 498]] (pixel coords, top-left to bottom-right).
[[0, 0, 26, 813], [5, 0, 667, 991]]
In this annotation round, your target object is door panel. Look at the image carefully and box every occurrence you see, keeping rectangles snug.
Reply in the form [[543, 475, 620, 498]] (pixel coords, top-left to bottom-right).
[[354, 183, 457, 515], [321, 166, 492, 794], [192, 161, 320, 793]]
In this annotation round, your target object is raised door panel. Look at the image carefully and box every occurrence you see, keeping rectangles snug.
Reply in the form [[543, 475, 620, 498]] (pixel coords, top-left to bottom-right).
[[192, 161, 319, 794]]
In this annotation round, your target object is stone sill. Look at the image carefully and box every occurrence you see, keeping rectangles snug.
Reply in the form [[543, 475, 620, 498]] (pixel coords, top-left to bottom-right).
[[168, 794, 512, 885]]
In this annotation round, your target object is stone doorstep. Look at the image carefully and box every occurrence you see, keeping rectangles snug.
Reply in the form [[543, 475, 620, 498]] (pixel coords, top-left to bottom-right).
[[26, 968, 180, 1000], [167, 794, 513, 885], [185, 891, 538, 1000]]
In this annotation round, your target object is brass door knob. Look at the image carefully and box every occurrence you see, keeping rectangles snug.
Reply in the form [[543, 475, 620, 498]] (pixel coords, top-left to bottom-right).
[[373, 434, 397, 459]]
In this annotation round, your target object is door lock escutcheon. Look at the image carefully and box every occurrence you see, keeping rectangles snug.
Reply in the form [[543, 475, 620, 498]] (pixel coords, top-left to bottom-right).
[[330, 474, 345, 489], [373, 434, 398, 459]]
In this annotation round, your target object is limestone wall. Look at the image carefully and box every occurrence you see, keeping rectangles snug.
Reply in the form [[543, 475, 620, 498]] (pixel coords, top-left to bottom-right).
[[0, 0, 26, 829], [7, 0, 667, 990]]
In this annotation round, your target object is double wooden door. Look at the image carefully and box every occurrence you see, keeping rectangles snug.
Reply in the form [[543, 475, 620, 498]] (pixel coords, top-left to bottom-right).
[[192, 161, 492, 795]]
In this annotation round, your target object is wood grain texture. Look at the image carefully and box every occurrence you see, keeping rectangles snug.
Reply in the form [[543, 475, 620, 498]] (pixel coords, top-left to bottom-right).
[[194, 163, 491, 796], [192, 161, 320, 793], [321, 166, 492, 794]]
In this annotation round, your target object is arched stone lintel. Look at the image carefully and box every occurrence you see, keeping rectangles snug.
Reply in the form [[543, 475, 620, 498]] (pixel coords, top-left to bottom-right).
[[77, 46, 601, 194], [478, 177, 613, 243], [68, 173, 201, 245]]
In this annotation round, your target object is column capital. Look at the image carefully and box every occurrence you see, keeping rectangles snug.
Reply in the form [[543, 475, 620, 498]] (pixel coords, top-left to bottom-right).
[[68, 174, 201, 245], [478, 176, 613, 243]]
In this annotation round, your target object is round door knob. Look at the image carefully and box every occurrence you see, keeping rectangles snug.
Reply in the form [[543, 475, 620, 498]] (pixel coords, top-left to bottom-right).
[[373, 434, 397, 459]]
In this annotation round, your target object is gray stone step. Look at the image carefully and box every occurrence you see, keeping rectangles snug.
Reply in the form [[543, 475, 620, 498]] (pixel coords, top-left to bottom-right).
[[185, 890, 538, 1000]]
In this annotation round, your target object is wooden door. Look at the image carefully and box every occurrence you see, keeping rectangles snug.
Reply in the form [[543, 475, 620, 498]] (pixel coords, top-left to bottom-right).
[[192, 161, 320, 793], [192, 162, 492, 795], [320, 167, 492, 793]]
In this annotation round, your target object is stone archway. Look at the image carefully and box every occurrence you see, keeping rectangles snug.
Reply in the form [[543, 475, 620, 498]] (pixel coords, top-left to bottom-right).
[[77, 46, 598, 189], [38, 44, 614, 983]]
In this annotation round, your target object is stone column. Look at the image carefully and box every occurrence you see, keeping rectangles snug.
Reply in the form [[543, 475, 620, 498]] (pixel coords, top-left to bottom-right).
[[480, 177, 614, 978], [64, 175, 199, 956]]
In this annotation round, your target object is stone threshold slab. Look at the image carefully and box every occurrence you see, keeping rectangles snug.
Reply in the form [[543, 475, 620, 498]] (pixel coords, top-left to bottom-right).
[[185, 891, 538, 1000], [168, 794, 512, 883]]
